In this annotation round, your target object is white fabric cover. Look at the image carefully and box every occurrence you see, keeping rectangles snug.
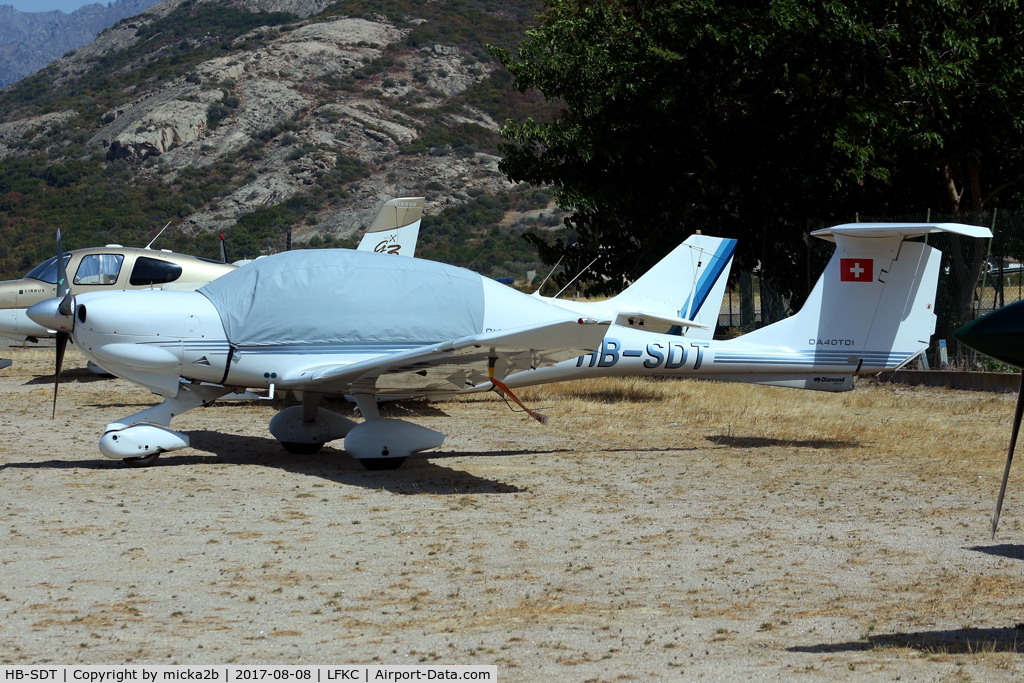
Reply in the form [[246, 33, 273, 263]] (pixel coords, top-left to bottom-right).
[[198, 250, 485, 347]]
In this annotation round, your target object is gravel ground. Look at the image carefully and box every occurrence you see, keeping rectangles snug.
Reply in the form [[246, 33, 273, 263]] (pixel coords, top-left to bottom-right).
[[2, 346, 1024, 680]]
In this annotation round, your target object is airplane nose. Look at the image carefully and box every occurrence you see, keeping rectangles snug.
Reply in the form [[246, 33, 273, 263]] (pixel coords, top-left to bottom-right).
[[26, 297, 73, 333], [953, 300, 1024, 368]]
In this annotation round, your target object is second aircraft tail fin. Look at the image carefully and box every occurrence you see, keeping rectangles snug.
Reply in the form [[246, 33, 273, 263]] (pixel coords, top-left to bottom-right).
[[357, 197, 425, 257]]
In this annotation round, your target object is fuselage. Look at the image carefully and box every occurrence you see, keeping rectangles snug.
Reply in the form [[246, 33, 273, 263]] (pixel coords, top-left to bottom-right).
[[488, 325, 915, 392], [69, 288, 913, 398]]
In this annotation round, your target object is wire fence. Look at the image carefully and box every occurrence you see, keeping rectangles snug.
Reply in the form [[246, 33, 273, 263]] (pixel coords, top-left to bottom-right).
[[719, 211, 1024, 368]]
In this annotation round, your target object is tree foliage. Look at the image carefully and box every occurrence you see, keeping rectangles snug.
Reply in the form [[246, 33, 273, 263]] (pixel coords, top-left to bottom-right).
[[491, 0, 1024, 301]]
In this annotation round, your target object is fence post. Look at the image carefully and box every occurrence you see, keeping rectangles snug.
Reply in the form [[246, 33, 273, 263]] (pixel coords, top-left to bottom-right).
[[978, 209, 996, 317], [740, 270, 754, 331]]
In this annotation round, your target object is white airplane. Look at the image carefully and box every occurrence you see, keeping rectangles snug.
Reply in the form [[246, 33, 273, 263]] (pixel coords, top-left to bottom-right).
[[25, 222, 988, 470]]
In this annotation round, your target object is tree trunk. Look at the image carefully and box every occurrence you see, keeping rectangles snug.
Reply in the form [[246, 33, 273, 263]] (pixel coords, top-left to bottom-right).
[[942, 159, 962, 213], [968, 162, 983, 212], [940, 221, 989, 361]]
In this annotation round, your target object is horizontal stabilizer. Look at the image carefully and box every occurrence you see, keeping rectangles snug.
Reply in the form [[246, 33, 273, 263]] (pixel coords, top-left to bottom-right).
[[613, 311, 709, 330], [811, 222, 993, 241]]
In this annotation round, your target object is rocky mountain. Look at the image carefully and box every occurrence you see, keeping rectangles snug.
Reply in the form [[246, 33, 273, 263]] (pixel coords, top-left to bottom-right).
[[0, 0, 163, 88], [0, 0, 565, 282]]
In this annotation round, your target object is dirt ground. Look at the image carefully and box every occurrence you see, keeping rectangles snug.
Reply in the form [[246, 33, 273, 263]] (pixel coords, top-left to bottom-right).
[[3, 344, 1024, 681]]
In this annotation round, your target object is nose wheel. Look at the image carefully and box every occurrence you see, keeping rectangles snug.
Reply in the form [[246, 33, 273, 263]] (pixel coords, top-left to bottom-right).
[[123, 453, 160, 468], [360, 458, 405, 471], [280, 441, 325, 455]]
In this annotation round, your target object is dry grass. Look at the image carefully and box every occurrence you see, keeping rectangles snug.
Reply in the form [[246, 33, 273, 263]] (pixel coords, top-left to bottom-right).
[[509, 375, 1013, 481]]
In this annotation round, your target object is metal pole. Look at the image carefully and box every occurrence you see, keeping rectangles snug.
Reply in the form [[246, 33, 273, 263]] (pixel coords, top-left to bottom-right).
[[805, 231, 811, 298]]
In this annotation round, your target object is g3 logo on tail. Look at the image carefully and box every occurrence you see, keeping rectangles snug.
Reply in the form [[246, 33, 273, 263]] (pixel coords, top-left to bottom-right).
[[374, 240, 402, 255]]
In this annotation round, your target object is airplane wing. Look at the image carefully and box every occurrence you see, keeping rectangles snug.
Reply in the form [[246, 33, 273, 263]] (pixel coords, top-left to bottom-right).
[[280, 317, 611, 396]]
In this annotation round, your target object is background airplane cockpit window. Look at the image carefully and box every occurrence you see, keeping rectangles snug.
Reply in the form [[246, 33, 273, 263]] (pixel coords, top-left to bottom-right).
[[25, 254, 72, 283], [130, 257, 183, 286], [74, 254, 124, 286]]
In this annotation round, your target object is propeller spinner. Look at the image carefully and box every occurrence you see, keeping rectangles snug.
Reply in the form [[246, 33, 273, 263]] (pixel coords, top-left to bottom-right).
[[954, 300, 1024, 537]]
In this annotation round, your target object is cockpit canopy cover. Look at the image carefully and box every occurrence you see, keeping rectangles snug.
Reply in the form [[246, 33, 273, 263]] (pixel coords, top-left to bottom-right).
[[198, 250, 485, 347]]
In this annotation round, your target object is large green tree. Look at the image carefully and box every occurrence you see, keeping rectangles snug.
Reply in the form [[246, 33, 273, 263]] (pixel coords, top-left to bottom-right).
[[491, 0, 1024, 304]]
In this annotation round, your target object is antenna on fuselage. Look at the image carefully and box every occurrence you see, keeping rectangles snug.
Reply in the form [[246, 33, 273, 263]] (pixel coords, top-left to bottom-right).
[[532, 255, 564, 295], [553, 256, 601, 299], [144, 221, 173, 250]]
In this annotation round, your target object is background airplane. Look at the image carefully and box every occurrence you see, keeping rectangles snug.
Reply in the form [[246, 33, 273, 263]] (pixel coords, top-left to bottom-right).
[[26, 222, 989, 471], [0, 196, 426, 344], [356, 196, 424, 256], [0, 235, 234, 343]]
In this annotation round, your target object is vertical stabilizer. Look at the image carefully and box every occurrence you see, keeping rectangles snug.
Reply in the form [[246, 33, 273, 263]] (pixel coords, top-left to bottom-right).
[[605, 235, 736, 338], [539, 234, 736, 337], [739, 223, 992, 371], [357, 197, 425, 257]]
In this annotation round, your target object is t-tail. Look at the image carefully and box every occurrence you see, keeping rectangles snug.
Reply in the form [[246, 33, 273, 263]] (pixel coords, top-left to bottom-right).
[[357, 197, 425, 257], [711, 223, 992, 389]]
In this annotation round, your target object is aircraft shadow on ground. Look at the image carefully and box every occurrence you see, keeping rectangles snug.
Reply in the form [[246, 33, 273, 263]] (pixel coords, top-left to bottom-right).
[[24, 368, 111, 385], [706, 435, 860, 449], [967, 544, 1024, 560], [0, 430, 524, 495], [789, 626, 1024, 654]]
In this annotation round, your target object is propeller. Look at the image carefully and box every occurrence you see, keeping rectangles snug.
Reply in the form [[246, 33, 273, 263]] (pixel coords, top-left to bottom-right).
[[52, 229, 72, 419], [992, 372, 1024, 537], [954, 300, 1024, 537], [24, 230, 74, 418]]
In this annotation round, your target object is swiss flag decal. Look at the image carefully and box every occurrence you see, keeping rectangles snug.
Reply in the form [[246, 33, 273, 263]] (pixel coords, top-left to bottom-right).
[[840, 258, 873, 282]]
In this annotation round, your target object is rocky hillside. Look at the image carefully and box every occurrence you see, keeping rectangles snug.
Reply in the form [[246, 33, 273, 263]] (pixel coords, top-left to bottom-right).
[[0, 0, 565, 282], [0, 0, 162, 88]]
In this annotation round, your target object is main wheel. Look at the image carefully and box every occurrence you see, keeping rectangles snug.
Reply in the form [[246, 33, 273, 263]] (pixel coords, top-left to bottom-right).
[[123, 453, 160, 468], [359, 458, 405, 471], [281, 441, 324, 455]]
